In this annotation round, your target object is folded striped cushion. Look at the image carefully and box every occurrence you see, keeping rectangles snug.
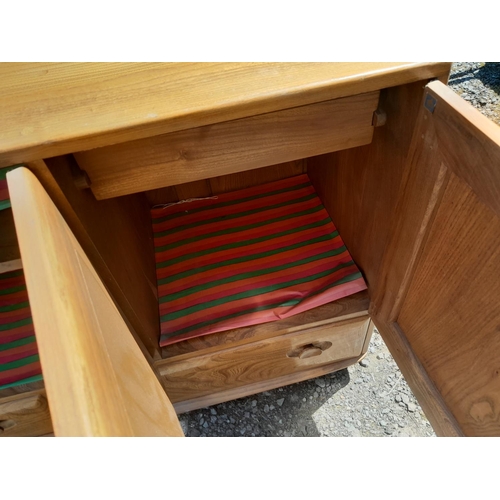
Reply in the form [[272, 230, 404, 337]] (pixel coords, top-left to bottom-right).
[[0, 269, 42, 389], [153, 174, 367, 347]]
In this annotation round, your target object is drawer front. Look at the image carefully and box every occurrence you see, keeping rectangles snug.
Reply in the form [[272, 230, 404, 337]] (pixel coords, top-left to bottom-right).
[[157, 316, 371, 407], [74, 92, 379, 199]]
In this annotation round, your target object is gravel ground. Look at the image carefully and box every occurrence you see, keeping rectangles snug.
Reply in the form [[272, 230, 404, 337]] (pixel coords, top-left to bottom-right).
[[178, 62, 500, 438]]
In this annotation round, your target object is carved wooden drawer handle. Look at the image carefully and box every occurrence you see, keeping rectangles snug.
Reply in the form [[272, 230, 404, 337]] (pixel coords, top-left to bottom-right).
[[287, 341, 332, 359]]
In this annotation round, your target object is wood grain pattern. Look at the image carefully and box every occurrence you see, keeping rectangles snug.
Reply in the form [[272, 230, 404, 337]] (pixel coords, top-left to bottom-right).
[[162, 290, 369, 358], [157, 316, 370, 406], [308, 81, 428, 299], [0, 390, 53, 437], [75, 92, 379, 199], [28, 157, 161, 359], [427, 80, 500, 218], [0, 63, 451, 167], [172, 355, 364, 414], [371, 80, 500, 436], [7, 167, 183, 436], [398, 173, 500, 436]]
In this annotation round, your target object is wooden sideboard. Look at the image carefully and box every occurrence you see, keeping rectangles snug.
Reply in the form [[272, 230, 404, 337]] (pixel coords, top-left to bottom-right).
[[1, 62, 499, 437]]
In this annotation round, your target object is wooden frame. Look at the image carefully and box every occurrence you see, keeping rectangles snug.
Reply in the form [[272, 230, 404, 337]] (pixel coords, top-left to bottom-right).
[[3, 63, 499, 437]]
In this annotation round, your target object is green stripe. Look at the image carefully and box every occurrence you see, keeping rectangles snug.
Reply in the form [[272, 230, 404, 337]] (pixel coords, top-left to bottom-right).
[[0, 300, 30, 313], [0, 354, 39, 372], [0, 373, 43, 390], [0, 335, 36, 352], [0, 199, 11, 211], [0, 284, 26, 296], [0, 269, 24, 280], [161, 272, 363, 339], [161, 261, 358, 321], [155, 204, 325, 253], [156, 217, 332, 269], [161, 246, 348, 303], [0, 316, 33, 332], [152, 181, 312, 224], [155, 193, 317, 238], [159, 232, 339, 285]]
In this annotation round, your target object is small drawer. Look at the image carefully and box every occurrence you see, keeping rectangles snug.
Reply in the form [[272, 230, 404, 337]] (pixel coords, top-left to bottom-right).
[[74, 92, 379, 199], [157, 315, 372, 412]]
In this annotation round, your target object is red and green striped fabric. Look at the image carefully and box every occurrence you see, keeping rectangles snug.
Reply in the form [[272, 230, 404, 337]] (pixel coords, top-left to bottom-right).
[[152, 174, 367, 347], [0, 269, 42, 389]]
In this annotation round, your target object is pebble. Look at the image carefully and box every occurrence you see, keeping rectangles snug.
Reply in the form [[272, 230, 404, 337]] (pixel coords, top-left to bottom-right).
[[359, 359, 370, 367], [407, 403, 417, 413], [210, 408, 217, 415], [315, 378, 326, 388], [277, 398, 285, 407], [402, 395, 410, 405], [395, 394, 402, 403], [264, 405, 270, 413]]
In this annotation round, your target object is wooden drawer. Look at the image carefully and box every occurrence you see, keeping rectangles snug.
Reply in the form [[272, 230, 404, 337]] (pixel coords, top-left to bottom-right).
[[74, 92, 379, 199], [156, 315, 372, 413]]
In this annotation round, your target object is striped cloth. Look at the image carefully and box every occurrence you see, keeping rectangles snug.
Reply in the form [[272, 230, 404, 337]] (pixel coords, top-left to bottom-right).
[[0, 269, 42, 389], [153, 174, 367, 347]]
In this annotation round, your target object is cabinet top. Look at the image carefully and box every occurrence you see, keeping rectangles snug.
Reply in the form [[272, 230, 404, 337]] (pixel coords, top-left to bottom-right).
[[0, 62, 451, 168]]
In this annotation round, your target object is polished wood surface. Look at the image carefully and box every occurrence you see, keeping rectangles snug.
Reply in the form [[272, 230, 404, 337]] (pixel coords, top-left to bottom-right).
[[75, 92, 379, 199], [373, 81, 500, 436], [0, 389, 52, 437], [0, 63, 451, 167], [157, 316, 371, 410], [7, 167, 183, 436]]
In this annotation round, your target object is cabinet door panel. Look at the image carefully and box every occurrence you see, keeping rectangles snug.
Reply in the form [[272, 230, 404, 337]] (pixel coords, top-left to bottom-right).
[[7, 168, 183, 436], [373, 80, 500, 436]]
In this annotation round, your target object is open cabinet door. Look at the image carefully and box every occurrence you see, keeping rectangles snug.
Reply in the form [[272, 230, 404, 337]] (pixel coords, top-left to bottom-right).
[[372, 80, 500, 436], [7, 167, 183, 436]]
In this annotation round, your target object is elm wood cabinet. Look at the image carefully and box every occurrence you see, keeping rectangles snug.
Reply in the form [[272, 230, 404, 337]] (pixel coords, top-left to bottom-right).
[[1, 63, 499, 437]]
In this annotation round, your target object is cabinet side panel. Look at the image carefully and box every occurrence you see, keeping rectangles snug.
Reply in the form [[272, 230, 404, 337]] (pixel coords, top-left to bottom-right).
[[27, 156, 161, 359], [307, 81, 426, 298]]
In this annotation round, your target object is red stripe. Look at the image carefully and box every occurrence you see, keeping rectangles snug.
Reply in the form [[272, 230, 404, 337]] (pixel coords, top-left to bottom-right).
[[151, 174, 310, 219], [154, 210, 330, 262], [0, 363, 42, 387], [154, 197, 322, 247], [0, 344, 39, 363], [153, 185, 316, 232], [159, 240, 347, 297], [162, 264, 360, 330]]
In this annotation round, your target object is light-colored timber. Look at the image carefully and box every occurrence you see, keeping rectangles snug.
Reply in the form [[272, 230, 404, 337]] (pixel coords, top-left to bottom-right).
[[7, 167, 183, 436], [75, 92, 379, 199], [0, 389, 52, 437], [4, 62, 500, 437], [157, 316, 372, 412], [0, 63, 451, 167]]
